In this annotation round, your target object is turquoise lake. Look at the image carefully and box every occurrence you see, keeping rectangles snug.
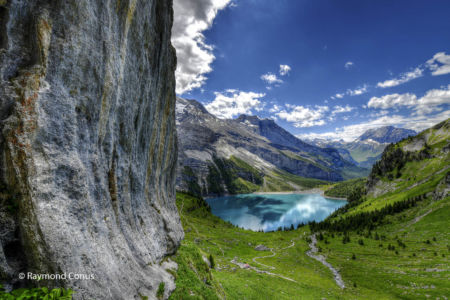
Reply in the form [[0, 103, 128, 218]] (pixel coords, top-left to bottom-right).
[[206, 193, 347, 232]]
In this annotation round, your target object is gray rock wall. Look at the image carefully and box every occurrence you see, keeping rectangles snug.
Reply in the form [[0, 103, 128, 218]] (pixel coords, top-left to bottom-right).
[[0, 0, 183, 299]]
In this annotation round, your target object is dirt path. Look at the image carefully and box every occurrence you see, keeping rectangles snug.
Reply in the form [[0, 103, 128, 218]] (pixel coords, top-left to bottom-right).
[[252, 240, 295, 270], [181, 197, 341, 286], [230, 258, 297, 283], [252, 248, 276, 269], [231, 239, 297, 282], [406, 165, 449, 191], [307, 234, 345, 289]]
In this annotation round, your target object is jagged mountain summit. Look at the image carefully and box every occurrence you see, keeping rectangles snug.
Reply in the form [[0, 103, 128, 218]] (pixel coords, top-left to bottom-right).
[[357, 126, 416, 143], [176, 97, 367, 196], [234, 115, 340, 158], [306, 126, 417, 168]]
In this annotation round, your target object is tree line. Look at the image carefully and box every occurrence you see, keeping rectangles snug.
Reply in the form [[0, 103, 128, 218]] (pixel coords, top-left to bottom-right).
[[309, 193, 428, 232]]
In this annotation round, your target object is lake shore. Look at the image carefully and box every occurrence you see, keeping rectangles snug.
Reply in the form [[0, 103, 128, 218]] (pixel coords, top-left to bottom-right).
[[252, 188, 347, 201]]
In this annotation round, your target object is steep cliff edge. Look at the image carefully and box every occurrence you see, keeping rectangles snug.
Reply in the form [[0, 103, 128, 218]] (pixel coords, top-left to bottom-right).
[[0, 0, 183, 299]]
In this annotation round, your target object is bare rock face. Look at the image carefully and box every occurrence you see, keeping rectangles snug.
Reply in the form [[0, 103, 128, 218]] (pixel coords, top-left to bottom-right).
[[0, 0, 183, 299]]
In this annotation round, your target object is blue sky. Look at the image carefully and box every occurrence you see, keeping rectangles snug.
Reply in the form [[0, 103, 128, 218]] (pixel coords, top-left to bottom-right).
[[172, 0, 450, 141]]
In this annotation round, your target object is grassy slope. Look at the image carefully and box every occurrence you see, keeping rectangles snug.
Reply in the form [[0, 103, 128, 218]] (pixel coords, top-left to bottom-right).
[[280, 149, 369, 180], [207, 155, 328, 195], [317, 119, 450, 298], [348, 146, 383, 163], [170, 192, 449, 299], [317, 195, 449, 299], [339, 165, 370, 180], [342, 119, 449, 216], [262, 169, 329, 192], [171, 193, 351, 299], [230, 155, 329, 192], [324, 178, 366, 198]]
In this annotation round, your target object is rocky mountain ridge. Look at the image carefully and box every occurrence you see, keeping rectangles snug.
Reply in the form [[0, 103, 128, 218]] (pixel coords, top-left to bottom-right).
[[306, 126, 417, 168], [233, 114, 350, 170], [357, 126, 416, 143], [176, 98, 367, 196]]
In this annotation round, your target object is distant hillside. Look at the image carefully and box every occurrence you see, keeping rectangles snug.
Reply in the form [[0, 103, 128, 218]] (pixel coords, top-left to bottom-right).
[[367, 119, 448, 198], [306, 126, 417, 168], [176, 97, 367, 196], [319, 118, 449, 229]]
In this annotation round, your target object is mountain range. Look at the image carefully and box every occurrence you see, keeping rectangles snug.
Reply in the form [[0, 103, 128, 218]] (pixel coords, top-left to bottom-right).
[[176, 97, 368, 196], [305, 126, 416, 168]]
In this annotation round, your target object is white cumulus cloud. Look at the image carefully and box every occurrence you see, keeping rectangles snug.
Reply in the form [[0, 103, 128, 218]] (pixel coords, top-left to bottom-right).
[[261, 72, 283, 85], [172, 0, 232, 94], [368, 93, 418, 109], [415, 85, 450, 115], [344, 61, 354, 69], [368, 85, 450, 115], [375, 51, 450, 90], [276, 105, 329, 128], [269, 104, 281, 113], [332, 105, 354, 115], [279, 64, 291, 76], [347, 84, 368, 96], [333, 85, 368, 100], [377, 68, 424, 88], [426, 52, 450, 76], [204, 90, 265, 119], [297, 111, 450, 142]]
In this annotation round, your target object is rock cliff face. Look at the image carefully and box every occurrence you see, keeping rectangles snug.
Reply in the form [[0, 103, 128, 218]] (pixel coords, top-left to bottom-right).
[[0, 0, 183, 299]]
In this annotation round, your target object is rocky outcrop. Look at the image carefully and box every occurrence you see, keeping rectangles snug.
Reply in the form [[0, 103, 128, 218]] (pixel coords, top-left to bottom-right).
[[0, 0, 183, 299]]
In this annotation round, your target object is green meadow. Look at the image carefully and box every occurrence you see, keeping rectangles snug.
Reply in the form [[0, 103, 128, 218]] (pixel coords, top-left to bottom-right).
[[169, 191, 449, 299]]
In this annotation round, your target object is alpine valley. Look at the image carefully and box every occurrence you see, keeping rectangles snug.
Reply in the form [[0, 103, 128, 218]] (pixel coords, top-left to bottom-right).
[[0, 1, 449, 300], [175, 97, 417, 197], [176, 97, 369, 197]]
